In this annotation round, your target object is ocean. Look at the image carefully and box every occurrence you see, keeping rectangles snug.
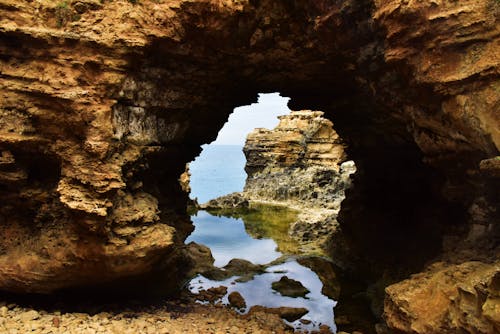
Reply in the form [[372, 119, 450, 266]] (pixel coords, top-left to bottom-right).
[[189, 144, 247, 204], [185, 144, 337, 332]]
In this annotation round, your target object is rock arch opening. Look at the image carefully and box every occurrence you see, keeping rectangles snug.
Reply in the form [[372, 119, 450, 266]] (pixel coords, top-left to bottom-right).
[[183, 93, 361, 332], [187, 92, 291, 204]]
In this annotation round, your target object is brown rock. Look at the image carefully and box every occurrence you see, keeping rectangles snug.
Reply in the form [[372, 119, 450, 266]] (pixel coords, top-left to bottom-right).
[[182, 242, 215, 278], [228, 291, 246, 310], [271, 276, 310, 298], [0, 6, 497, 334], [196, 286, 228, 304], [52, 316, 60, 328], [243, 111, 352, 210], [248, 305, 309, 322]]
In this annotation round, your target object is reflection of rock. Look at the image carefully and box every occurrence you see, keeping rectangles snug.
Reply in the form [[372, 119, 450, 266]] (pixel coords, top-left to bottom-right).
[[228, 291, 246, 311], [297, 257, 340, 300], [272, 276, 310, 298], [248, 305, 309, 322], [207, 204, 301, 255]]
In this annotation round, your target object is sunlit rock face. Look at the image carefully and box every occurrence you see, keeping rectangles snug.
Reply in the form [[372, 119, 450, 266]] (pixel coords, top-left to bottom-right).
[[0, 0, 498, 331], [244, 110, 352, 210]]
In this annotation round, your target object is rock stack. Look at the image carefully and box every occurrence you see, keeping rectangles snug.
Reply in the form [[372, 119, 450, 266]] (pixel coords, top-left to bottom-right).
[[243, 110, 355, 211]]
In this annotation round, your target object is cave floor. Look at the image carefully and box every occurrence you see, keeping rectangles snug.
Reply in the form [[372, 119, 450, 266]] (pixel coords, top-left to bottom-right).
[[0, 296, 296, 334]]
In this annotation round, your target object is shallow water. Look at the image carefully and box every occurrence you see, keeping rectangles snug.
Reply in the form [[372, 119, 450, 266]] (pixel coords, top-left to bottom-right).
[[185, 211, 282, 267], [186, 209, 337, 333]]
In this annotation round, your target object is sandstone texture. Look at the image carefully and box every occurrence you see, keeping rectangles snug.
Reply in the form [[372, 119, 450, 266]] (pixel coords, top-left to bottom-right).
[[0, 0, 499, 333], [243, 111, 356, 247], [244, 110, 353, 211], [384, 261, 500, 334]]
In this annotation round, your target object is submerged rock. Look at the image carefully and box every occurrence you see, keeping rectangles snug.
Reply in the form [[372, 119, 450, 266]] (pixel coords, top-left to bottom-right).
[[272, 276, 310, 298], [297, 256, 340, 300], [202, 258, 267, 282], [248, 305, 309, 322]]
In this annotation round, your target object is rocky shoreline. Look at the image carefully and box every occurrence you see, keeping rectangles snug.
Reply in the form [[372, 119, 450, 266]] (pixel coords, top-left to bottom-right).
[[200, 111, 356, 255]]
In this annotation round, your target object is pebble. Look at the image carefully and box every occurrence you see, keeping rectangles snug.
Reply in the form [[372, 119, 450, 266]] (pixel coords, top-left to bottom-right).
[[19, 310, 40, 321], [0, 300, 294, 334]]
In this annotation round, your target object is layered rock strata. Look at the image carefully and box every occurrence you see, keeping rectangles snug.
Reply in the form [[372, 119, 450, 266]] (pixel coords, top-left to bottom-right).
[[0, 0, 498, 332], [242, 110, 356, 244], [244, 110, 353, 210]]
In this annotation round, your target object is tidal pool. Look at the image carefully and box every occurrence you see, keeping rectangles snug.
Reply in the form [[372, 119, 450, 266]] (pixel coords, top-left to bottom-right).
[[186, 208, 337, 333]]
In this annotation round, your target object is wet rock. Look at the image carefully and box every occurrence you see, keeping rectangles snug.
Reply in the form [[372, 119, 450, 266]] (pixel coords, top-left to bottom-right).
[[318, 325, 333, 333], [224, 259, 266, 276], [202, 258, 266, 282], [272, 276, 310, 298], [182, 242, 215, 278], [297, 256, 340, 299], [196, 286, 228, 303], [201, 193, 249, 211], [248, 305, 309, 322], [228, 291, 246, 310], [278, 307, 309, 322]]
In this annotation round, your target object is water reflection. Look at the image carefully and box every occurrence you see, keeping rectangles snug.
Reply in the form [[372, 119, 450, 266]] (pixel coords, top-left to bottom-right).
[[186, 209, 337, 333], [186, 211, 282, 267]]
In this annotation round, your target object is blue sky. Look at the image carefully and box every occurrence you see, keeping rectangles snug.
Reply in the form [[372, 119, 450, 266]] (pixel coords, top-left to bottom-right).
[[212, 93, 291, 146]]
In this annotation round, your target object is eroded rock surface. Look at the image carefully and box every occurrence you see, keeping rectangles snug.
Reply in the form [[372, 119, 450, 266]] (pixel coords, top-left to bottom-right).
[[244, 110, 353, 210], [384, 261, 500, 334], [0, 0, 498, 332]]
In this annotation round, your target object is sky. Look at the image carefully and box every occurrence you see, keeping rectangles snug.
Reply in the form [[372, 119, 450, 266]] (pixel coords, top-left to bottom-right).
[[211, 93, 291, 146]]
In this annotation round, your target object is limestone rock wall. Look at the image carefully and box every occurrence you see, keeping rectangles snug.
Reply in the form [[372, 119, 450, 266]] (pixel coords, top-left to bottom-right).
[[243, 110, 354, 211]]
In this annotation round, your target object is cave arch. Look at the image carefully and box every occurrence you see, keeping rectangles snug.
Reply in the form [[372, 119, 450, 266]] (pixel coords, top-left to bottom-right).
[[0, 0, 498, 332], [109, 0, 497, 279]]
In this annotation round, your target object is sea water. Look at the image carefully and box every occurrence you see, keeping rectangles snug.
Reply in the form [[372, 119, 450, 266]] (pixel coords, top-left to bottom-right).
[[189, 145, 247, 204], [186, 144, 337, 333]]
